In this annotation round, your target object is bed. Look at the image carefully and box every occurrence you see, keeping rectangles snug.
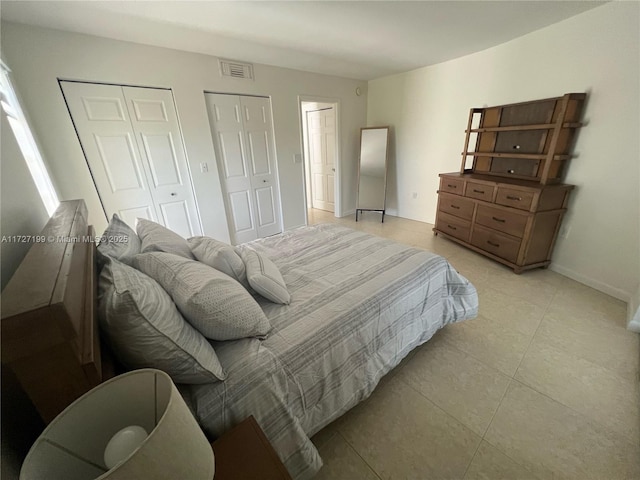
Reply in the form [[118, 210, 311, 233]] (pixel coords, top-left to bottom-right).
[[1, 200, 478, 479]]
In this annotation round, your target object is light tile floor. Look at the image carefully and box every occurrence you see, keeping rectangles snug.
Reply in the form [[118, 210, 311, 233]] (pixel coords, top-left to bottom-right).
[[307, 209, 640, 480]]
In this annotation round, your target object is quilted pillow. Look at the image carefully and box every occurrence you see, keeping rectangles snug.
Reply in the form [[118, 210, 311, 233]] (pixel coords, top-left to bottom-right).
[[137, 218, 194, 259], [98, 258, 225, 383], [133, 252, 271, 341], [240, 248, 290, 305], [96, 214, 141, 267], [188, 236, 248, 287]]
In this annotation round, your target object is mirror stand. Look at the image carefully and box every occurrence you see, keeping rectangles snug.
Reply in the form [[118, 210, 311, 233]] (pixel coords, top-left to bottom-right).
[[355, 208, 385, 223]]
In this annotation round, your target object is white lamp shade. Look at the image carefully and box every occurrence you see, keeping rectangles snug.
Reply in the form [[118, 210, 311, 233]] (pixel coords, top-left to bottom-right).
[[20, 369, 214, 480]]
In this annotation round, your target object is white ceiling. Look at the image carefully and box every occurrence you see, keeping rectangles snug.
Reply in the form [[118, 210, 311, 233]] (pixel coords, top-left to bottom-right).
[[0, 1, 605, 80]]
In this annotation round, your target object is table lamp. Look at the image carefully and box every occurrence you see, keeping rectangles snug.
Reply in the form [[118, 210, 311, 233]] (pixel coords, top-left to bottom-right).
[[20, 369, 215, 480]]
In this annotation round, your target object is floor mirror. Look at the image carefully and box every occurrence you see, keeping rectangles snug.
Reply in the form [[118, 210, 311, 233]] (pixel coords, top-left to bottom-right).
[[356, 126, 389, 222]]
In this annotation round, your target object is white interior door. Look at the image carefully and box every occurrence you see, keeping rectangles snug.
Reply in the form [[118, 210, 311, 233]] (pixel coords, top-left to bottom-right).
[[61, 82, 158, 227], [61, 82, 201, 237], [122, 87, 200, 237], [205, 93, 282, 244], [307, 108, 335, 212], [241, 96, 282, 238]]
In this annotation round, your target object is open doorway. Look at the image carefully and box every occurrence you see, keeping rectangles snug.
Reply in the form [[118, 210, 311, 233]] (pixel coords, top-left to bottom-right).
[[299, 98, 340, 223]]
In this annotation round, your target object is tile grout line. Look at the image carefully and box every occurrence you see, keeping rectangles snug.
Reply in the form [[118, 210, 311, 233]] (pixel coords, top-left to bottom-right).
[[508, 376, 640, 451], [497, 287, 640, 447], [392, 373, 486, 479], [476, 291, 559, 450], [461, 436, 484, 479], [439, 335, 514, 379], [499, 286, 638, 443], [511, 288, 558, 378], [394, 374, 483, 442], [480, 377, 514, 439], [480, 434, 543, 480], [335, 430, 385, 480]]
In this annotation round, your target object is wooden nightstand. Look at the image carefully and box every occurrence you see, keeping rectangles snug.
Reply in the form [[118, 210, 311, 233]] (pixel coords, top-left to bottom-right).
[[211, 416, 293, 480]]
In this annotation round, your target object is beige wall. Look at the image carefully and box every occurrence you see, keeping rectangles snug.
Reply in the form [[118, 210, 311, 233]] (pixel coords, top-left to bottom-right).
[[0, 22, 367, 240], [367, 2, 640, 303]]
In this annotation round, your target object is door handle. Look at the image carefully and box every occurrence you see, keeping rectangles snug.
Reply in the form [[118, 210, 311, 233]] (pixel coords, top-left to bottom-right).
[[332, 168, 335, 172], [262, 180, 268, 183], [170, 192, 177, 196]]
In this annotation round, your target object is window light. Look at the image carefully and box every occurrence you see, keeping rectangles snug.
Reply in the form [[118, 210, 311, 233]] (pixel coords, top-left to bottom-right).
[[1, 60, 59, 216]]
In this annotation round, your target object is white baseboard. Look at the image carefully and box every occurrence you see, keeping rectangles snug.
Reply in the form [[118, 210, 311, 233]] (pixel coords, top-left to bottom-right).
[[285, 223, 306, 231], [628, 310, 640, 333], [627, 285, 640, 333], [549, 263, 640, 333], [339, 209, 355, 217], [548, 264, 630, 302]]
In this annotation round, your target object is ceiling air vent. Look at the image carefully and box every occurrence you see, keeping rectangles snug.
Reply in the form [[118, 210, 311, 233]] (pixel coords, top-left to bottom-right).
[[219, 59, 254, 80]]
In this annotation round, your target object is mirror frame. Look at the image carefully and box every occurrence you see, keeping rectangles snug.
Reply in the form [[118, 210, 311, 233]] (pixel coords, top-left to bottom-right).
[[356, 126, 390, 223]]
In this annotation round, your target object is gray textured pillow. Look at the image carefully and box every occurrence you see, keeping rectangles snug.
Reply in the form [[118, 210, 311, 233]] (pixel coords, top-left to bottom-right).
[[97, 214, 141, 266], [240, 248, 290, 305], [188, 236, 247, 286], [133, 252, 271, 341], [137, 218, 194, 259], [98, 258, 225, 384]]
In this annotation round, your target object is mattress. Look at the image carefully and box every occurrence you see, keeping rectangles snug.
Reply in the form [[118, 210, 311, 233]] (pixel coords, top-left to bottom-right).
[[182, 224, 478, 479]]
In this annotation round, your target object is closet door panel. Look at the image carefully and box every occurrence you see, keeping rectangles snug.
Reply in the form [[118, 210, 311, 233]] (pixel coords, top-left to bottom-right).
[[205, 93, 258, 244], [61, 82, 160, 226], [123, 86, 202, 237], [206, 93, 283, 243]]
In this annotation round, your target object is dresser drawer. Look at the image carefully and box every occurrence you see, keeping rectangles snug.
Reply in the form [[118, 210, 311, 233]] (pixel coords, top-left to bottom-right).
[[436, 212, 471, 242], [495, 187, 535, 211], [471, 225, 521, 264], [438, 193, 474, 220], [439, 177, 464, 195], [475, 205, 528, 238], [464, 182, 494, 202]]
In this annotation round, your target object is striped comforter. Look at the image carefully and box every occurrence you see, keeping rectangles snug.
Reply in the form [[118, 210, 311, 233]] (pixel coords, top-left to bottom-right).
[[182, 224, 478, 479]]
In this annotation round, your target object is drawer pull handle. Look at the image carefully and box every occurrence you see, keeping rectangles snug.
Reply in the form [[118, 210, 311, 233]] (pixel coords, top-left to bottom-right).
[[447, 224, 457, 231], [450, 205, 460, 210], [506, 195, 522, 201], [447, 184, 457, 189], [487, 241, 500, 248], [473, 189, 485, 194], [492, 216, 506, 223]]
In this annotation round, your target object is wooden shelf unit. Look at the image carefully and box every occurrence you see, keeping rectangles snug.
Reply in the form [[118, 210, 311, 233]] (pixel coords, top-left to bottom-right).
[[460, 93, 585, 185], [435, 93, 585, 273]]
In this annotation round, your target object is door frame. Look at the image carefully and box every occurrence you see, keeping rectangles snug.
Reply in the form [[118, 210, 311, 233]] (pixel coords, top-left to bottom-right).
[[298, 95, 341, 223]]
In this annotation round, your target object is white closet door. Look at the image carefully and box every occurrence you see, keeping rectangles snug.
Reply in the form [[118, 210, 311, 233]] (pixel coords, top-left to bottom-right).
[[61, 82, 201, 237], [241, 95, 282, 238], [61, 82, 159, 227], [307, 108, 336, 212], [123, 87, 200, 237], [205, 93, 257, 244], [205, 93, 282, 244]]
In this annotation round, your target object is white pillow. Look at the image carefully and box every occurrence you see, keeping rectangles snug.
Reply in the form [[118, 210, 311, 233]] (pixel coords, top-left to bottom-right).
[[133, 252, 271, 341], [97, 214, 141, 267], [188, 236, 247, 287], [98, 258, 226, 383], [240, 248, 290, 305], [136, 218, 194, 259]]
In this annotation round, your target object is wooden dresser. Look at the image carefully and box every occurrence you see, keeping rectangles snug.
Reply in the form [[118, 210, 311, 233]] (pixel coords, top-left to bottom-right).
[[434, 93, 585, 273]]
